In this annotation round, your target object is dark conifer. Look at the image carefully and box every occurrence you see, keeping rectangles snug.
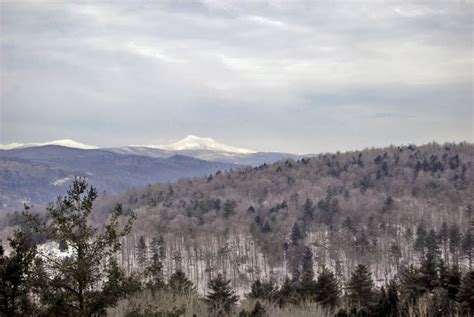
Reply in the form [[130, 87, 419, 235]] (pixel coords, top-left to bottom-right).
[[32, 178, 135, 316], [136, 235, 147, 268], [277, 276, 298, 308], [314, 266, 340, 308], [346, 264, 374, 309], [0, 229, 36, 316], [168, 270, 194, 295], [249, 301, 266, 317], [206, 274, 239, 316], [457, 271, 474, 314], [248, 279, 278, 302]]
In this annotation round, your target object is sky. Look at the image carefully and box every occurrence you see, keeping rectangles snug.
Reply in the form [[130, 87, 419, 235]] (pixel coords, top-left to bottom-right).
[[1, 0, 472, 153]]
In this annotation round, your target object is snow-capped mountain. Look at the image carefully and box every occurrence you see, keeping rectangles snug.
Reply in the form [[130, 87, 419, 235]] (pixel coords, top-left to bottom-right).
[[117, 135, 300, 166], [138, 135, 256, 154], [0, 139, 98, 150], [1, 136, 302, 166]]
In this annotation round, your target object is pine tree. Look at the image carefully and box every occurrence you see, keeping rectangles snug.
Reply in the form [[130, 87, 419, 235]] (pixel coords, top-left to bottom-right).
[[439, 262, 461, 301], [290, 222, 304, 244], [457, 271, 474, 314], [301, 247, 314, 275], [168, 270, 194, 295], [462, 231, 473, 270], [399, 265, 425, 308], [449, 224, 462, 266], [425, 229, 440, 257], [298, 271, 317, 303], [206, 274, 239, 316], [223, 200, 237, 218], [277, 276, 298, 308], [0, 229, 36, 316], [302, 198, 315, 224], [297, 247, 317, 303], [32, 178, 135, 316], [414, 224, 427, 255], [249, 301, 266, 317], [146, 236, 164, 290], [440, 222, 449, 264], [314, 266, 340, 308], [419, 251, 439, 291], [287, 222, 305, 279], [346, 264, 374, 309], [382, 196, 394, 212], [248, 279, 278, 302], [135, 235, 147, 268], [384, 279, 400, 317]]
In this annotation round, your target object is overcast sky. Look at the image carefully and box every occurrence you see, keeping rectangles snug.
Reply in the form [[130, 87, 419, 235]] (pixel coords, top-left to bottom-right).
[[1, 0, 472, 153]]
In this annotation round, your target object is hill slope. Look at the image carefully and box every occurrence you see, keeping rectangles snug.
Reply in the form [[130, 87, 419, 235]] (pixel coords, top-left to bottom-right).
[[0, 146, 238, 210], [96, 142, 473, 293]]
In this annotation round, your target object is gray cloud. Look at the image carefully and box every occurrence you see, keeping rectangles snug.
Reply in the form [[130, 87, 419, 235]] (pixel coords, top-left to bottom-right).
[[1, 0, 472, 153]]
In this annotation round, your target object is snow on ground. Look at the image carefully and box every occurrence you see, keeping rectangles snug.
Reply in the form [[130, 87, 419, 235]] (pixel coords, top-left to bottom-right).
[[51, 177, 72, 186], [0, 139, 97, 150], [137, 135, 256, 154]]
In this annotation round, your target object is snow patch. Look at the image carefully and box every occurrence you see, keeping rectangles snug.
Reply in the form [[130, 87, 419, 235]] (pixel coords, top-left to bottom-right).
[[140, 135, 256, 154], [0, 139, 98, 150], [51, 177, 71, 186]]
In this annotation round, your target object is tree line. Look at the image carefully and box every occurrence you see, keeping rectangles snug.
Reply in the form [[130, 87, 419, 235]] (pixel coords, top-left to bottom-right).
[[2, 178, 474, 316]]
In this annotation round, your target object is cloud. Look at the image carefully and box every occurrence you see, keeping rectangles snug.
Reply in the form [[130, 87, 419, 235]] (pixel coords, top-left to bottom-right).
[[1, 0, 472, 153]]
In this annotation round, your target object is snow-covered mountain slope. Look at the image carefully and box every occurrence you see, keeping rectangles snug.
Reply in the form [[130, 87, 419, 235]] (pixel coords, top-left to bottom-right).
[[0, 139, 97, 150], [105, 135, 301, 166], [2, 136, 302, 166], [142, 135, 256, 154]]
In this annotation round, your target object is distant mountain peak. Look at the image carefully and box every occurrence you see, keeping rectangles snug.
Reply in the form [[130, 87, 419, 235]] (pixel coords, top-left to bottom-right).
[[0, 139, 98, 150], [153, 135, 256, 154]]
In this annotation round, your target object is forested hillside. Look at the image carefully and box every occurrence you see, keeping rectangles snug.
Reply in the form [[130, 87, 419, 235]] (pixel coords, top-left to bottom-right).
[[2, 142, 474, 316], [0, 145, 238, 211], [96, 142, 473, 295]]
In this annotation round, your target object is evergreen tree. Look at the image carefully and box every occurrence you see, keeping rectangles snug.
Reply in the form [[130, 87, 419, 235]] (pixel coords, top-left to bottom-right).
[[298, 271, 317, 303], [248, 279, 278, 302], [425, 229, 440, 256], [206, 274, 239, 316], [290, 222, 304, 244], [440, 222, 449, 264], [317, 192, 340, 226], [297, 247, 317, 303], [250, 301, 266, 317], [439, 262, 461, 301], [385, 279, 400, 317], [346, 264, 374, 309], [372, 287, 390, 316], [414, 224, 427, 255], [146, 236, 164, 290], [449, 224, 462, 266], [277, 276, 298, 308], [287, 222, 305, 279], [382, 196, 394, 212], [223, 200, 237, 218], [314, 266, 340, 308], [457, 271, 474, 314], [462, 231, 473, 270], [399, 265, 425, 307], [302, 198, 315, 224], [32, 178, 135, 316], [168, 270, 194, 295], [135, 235, 147, 268], [419, 251, 439, 291], [0, 229, 36, 316], [301, 246, 314, 275], [261, 222, 271, 234]]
